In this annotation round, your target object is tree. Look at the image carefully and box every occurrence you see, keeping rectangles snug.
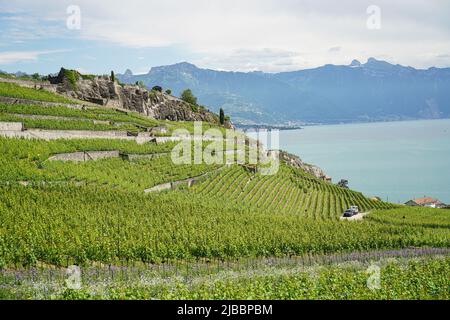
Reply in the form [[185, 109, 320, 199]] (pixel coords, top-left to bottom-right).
[[110, 70, 115, 82], [165, 89, 172, 95], [219, 108, 225, 125], [32, 73, 40, 81], [152, 86, 162, 92], [181, 89, 197, 106]]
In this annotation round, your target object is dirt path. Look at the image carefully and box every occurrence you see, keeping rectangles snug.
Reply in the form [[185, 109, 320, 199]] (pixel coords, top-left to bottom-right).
[[340, 211, 371, 221]]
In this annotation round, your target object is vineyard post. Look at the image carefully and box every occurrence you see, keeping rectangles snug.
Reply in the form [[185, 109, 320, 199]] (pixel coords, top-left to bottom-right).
[[175, 259, 178, 277]]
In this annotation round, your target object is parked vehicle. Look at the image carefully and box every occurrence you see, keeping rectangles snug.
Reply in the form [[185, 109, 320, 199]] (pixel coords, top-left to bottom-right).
[[343, 206, 359, 217], [350, 206, 359, 214], [343, 210, 355, 217]]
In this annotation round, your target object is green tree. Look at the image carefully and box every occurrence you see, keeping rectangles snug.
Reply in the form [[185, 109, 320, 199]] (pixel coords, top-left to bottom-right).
[[165, 89, 172, 95], [219, 108, 225, 125], [181, 89, 197, 106], [32, 73, 41, 81], [110, 71, 115, 82]]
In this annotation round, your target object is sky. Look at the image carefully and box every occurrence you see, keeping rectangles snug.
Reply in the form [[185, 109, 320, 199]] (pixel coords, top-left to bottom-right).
[[0, 0, 449, 75]]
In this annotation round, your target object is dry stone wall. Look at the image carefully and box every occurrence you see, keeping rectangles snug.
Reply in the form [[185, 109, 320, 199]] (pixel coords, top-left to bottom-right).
[[0, 121, 23, 131]]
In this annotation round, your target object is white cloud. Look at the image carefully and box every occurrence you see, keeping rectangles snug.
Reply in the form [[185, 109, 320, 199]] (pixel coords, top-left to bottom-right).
[[0, 50, 68, 64], [195, 48, 305, 72], [1, 0, 450, 70]]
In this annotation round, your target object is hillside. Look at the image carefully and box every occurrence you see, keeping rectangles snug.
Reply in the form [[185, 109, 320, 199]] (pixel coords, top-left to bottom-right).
[[1, 68, 232, 128], [0, 79, 449, 300], [117, 59, 450, 126]]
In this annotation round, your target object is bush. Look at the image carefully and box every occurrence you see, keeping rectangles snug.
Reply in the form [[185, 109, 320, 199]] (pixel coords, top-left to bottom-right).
[[165, 89, 172, 95], [80, 74, 96, 81], [63, 69, 80, 90], [152, 86, 162, 92], [181, 89, 197, 106]]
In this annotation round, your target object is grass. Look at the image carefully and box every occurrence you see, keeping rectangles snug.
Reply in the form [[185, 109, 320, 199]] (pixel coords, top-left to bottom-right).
[[0, 103, 160, 129], [0, 113, 143, 132], [0, 82, 75, 104]]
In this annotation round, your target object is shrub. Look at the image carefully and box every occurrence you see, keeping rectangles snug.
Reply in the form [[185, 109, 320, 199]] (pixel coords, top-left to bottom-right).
[[63, 69, 80, 90], [165, 89, 172, 95], [181, 89, 197, 106], [80, 74, 96, 81]]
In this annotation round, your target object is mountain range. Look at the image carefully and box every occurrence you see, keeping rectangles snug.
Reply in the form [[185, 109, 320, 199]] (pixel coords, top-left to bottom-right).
[[117, 58, 450, 126]]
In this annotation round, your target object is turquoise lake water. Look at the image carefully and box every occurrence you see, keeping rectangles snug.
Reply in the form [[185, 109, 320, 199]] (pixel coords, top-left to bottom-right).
[[275, 119, 450, 204]]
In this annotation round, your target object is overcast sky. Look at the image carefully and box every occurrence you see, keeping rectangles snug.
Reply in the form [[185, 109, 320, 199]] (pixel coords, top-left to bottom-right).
[[0, 0, 449, 74]]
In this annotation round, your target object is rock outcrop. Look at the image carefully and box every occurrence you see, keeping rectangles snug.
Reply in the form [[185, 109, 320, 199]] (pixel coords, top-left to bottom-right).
[[279, 150, 328, 180], [49, 68, 232, 128]]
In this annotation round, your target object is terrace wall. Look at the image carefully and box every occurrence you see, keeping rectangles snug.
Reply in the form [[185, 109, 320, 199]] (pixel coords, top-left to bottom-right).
[[0, 121, 23, 131], [48, 151, 121, 162], [0, 96, 84, 110]]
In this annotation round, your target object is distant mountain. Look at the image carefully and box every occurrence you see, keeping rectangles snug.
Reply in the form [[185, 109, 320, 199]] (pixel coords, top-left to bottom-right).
[[117, 59, 450, 125]]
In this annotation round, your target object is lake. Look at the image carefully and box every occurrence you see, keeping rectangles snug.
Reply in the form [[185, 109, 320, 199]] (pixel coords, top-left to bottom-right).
[[274, 119, 450, 204]]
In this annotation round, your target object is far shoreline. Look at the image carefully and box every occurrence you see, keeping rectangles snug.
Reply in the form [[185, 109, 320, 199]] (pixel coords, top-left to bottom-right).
[[235, 117, 450, 131]]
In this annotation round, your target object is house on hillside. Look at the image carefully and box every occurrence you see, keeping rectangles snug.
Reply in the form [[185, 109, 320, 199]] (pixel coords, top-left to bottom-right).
[[404, 197, 446, 208]]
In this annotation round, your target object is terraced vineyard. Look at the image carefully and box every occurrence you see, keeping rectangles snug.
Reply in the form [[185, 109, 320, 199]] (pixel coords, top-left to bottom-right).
[[0, 79, 448, 300], [0, 137, 222, 192], [0, 82, 75, 103], [193, 165, 396, 219], [0, 103, 160, 130]]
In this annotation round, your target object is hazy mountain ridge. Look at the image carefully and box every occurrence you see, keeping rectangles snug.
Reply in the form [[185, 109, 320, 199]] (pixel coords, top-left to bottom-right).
[[118, 59, 450, 125]]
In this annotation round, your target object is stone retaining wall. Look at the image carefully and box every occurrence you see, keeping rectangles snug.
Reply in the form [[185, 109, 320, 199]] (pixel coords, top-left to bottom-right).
[[48, 151, 121, 162], [0, 124, 237, 146], [121, 153, 169, 161], [0, 121, 23, 131], [0, 96, 84, 110], [144, 167, 225, 193], [47, 151, 171, 163], [144, 182, 172, 193], [0, 78, 57, 92]]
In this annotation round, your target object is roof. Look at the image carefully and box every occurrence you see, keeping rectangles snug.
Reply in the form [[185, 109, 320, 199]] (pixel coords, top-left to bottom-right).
[[410, 197, 442, 205]]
